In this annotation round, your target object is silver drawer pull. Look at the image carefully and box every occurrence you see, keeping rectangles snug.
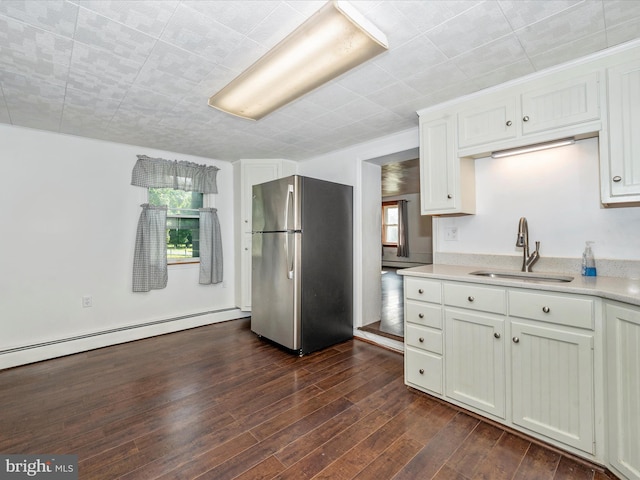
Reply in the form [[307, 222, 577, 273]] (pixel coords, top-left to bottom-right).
[[447, 194, 453, 199], [419, 369, 425, 374], [542, 306, 550, 313], [506, 120, 512, 126], [418, 288, 424, 294], [419, 337, 424, 343], [613, 176, 622, 182], [513, 337, 520, 343], [467, 296, 474, 302], [418, 313, 424, 319], [523, 115, 530, 122], [494, 332, 501, 339]]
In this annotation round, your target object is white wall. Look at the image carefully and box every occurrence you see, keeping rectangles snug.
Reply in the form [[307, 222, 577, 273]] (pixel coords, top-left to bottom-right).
[[382, 192, 432, 266], [436, 137, 640, 260], [0, 125, 243, 369]]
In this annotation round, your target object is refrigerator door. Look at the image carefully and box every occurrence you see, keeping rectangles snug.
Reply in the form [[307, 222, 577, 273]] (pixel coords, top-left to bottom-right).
[[252, 175, 300, 233], [251, 230, 301, 350]]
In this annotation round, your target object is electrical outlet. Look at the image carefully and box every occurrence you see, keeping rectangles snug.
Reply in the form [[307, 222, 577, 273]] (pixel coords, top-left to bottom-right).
[[445, 226, 459, 241], [82, 296, 93, 308]]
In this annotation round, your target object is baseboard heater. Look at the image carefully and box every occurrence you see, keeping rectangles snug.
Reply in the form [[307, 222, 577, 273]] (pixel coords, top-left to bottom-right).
[[0, 308, 240, 355]]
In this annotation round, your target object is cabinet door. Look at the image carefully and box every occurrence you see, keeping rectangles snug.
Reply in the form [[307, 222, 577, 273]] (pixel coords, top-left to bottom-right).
[[457, 96, 517, 148], [445, 309, 505, 418], [606, 303, 640, 480], [419, 115, 475, 215], [604, 59, 640, 203], [511, 321, 594, 453], [242, 161, 281, 232], [520, 72, 600, 135]]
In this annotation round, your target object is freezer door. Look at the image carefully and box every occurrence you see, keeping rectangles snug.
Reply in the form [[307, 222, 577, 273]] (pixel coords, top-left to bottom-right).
[[251, 231, 301, 350], [252, 175, 300, 232]]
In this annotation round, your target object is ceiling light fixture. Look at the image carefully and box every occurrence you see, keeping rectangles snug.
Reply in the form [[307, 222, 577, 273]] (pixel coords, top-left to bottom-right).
[[208, 1, 388, 121], [491, 138, 576, 158]]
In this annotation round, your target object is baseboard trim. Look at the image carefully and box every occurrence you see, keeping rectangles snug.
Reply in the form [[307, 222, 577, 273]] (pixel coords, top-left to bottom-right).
[[0, 308, 250, 370]]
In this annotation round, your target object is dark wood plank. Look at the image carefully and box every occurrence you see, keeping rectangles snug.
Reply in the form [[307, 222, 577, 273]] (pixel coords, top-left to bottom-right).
[[0, 318, 614, 480]]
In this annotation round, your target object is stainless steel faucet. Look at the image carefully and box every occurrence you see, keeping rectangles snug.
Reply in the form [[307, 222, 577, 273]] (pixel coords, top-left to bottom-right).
[[515, 217, 540, 272]]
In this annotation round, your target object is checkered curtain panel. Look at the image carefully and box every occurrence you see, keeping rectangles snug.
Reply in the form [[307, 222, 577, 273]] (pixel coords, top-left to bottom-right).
[[199, 208, 223, 285], [133, 204, 168, 292]]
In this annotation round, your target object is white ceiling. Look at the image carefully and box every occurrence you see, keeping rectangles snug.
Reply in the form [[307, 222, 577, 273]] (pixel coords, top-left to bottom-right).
[[1, 1, 639, 162]]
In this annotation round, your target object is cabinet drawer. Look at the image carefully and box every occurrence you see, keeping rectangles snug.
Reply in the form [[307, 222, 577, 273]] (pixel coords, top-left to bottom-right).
[[405, 347, 443, 394], [444, 282, 506, 314], [509, 290, 594, 329], [406, 301, 442, 329], [405, 277, 441, 303], [406, 323, 442, 354]]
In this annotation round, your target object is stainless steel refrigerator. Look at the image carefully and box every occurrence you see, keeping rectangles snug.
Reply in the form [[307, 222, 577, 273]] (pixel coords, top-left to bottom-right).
[[251, 175, 353, 355]]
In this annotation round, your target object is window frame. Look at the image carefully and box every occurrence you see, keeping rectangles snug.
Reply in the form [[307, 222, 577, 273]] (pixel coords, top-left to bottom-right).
[[148, 188, 212, 266], [382, 201, 399, 247]]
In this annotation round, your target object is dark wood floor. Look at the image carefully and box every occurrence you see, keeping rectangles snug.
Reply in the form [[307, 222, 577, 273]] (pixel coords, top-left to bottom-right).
[[0, 319, 610, 480]]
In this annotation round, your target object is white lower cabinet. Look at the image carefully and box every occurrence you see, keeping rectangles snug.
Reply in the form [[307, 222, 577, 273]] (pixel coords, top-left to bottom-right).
[[510, 320, 594, 453], [606, 302, 640, 480], [445, 308, 505, 418], [404, 278, 602, 466]]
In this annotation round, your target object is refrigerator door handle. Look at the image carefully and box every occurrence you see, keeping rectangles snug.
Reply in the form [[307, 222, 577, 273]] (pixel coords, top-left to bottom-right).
[[285, 184, 294, 279]]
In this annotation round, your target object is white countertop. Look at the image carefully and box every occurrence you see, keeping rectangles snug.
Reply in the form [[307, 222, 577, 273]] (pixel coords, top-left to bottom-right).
[[398, 264, 640, 307]]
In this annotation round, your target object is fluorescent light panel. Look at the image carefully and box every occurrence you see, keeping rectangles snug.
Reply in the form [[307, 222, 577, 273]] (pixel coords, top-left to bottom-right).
[[491, 138, 576, 158], [208, 1, 388, 120]]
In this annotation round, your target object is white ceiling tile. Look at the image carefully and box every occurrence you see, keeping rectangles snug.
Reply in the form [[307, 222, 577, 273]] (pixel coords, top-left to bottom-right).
[[183, 1, 279, 36], [398, 1, 483, 32], [0, 86, 10, 123], [604, 0, 640, 26], [365, 82, 423, 110], [453, 34, 528, 77], [160, 4, 245, 62], [73, 0, 178, 37], [374, 34, 448, 79], [337, 63, 399, 95], [606, 17, 640, 47], [529, 30, 608, 70], [516, 1, 606, 58], [425, 1, 514, 57], [358, 2, 422, 48], [143, 41, 217, 84], [0, 0, 78, 38], [498, 0, 582, 30], [74, 8, 157, 63], [134, 62, 198, 98], [245, 3, 308, 49], [472, 58, 536, 90], [402, 61, 469, 95]]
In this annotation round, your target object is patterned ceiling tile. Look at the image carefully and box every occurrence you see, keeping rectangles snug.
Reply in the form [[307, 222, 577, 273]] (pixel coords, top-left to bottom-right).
[[338, 62, 400, 95], [605, 16, 640, 47], [453, 34, 529, 78], [70, 41, 142, 85], [134, 62, 199, 99], [244, 2, 309, 49], [373, 33, 448, 80], [183, 0, 279, 36], [498, 0, 583, 30], [0, 86, 10, 123], [400, 0, 483, 32], [530, 29, 608, 70], [425, 1, 513, 58], [160, 3, 245, 62], [402, 61, 469, 95], [0, 0, 78, 38], [603, 0, 640, 26], [472, 58, 536, 90], [360, 2, 422, 48], [143, 41, 218, 84], [72, 0, 178, 37], [516, 1, 606, 58], [74, 7, 157, 64]]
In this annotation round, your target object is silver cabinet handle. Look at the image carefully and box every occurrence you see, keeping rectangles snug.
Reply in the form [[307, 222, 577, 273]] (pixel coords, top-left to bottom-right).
[[494, 332, 501, 339], [542, 306, 550, 313], [419, 369, 425, 374], [613, 176, 622, 182], [447, 194, 453, 199], [419, 337, 424, 343], [513, 337, 520, 343], [523, 115, 530, 122], [506, 120, 512, 126], [467, 296, 474, 302], [418, 313, 424, 319], [418, 288, 424, 294]]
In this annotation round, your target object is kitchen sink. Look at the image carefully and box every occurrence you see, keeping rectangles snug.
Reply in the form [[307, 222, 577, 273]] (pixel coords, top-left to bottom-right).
[[469, 270, 574, 283]]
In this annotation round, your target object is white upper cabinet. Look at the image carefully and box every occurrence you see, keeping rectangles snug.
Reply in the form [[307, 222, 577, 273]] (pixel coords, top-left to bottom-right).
[[601, 57, 640, 205], [456, 72, 600, 156], [520, 72, 600, 135], [419, 113, 475, 215]]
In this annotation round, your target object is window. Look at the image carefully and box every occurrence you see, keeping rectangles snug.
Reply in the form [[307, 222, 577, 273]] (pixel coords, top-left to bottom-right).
[[149, 188, 203, 264], [382, 201, 399, 246]]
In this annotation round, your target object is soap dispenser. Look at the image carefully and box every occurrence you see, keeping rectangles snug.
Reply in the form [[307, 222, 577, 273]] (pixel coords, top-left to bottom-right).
[[581, 241, 597, 277]]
